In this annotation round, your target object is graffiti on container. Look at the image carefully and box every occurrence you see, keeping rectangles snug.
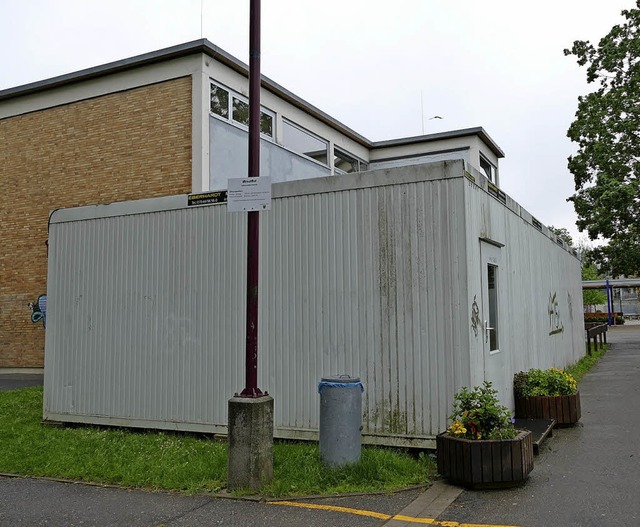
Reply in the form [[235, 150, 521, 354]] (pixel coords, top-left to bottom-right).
[[548, 292, 564, 335], [28, 294, 47, 328], [567, 291, 574, 321], [471, 295, 481, 338]]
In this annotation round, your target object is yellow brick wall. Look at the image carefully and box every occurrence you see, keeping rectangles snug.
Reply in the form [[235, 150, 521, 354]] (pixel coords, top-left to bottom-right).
[[0, 77, 192, 368]]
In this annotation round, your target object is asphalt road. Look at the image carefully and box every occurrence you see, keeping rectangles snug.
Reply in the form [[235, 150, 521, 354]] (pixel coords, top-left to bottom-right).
[[0, 373, 43, 391], [0, 477, 423, 527]]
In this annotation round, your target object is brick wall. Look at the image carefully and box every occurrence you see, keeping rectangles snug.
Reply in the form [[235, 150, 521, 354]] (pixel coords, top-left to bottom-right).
[[0, 77, 193, 368]]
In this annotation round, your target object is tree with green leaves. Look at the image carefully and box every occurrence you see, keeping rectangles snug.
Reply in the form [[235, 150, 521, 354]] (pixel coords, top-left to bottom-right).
[[582, 263, 608, 311], [548, 226, 574, 247], [548, 226, 608, 309], [564, 2, 640, 277]]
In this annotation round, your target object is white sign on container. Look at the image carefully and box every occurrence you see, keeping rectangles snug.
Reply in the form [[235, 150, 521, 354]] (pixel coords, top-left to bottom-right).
[[227, 177, 272, 212]]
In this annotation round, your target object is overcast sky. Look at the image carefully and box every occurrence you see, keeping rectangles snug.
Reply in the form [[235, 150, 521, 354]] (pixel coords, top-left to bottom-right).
[[1, 0, 632, 244]]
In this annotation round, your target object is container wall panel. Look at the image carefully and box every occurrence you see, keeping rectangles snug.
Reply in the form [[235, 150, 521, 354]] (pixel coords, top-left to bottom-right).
[[462, 174, 584, 410], [44, 162, 469, 444], [44, 201, 247, 431], [259, 176, 468, 439]]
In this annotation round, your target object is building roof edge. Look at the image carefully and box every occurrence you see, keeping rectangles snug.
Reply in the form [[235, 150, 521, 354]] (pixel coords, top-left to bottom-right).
[[0, 41, 503, 156], [372, 127, 505, 158]]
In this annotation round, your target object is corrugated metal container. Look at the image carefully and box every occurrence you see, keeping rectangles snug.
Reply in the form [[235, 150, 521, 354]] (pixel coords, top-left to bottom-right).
[[44, 161, 584, 448], [461, 174, 585, 411]]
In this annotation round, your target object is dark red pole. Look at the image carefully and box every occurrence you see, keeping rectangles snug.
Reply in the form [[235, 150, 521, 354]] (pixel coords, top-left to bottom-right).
[[241, 0, 263, 397]]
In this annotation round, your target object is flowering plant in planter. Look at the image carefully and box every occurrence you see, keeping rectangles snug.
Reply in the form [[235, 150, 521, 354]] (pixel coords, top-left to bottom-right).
[[438, 381, 533, 488], [513, 368, 580, 426], [447, 381, 517, 440], [513, 368, 577, 398]]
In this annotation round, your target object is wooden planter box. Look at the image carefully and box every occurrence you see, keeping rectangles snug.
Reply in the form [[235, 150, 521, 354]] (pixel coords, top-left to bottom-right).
[[436, 430, 534, 489], [514, 393, 581, 426]]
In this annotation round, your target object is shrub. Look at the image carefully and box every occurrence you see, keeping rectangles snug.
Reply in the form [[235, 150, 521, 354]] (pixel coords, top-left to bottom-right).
[[584, 313, 624, 325], [513, 368, 577, 398], [447, 382, 517, 440]]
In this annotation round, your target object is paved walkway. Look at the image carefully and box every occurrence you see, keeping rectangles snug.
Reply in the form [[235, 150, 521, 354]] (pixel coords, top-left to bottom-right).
[[435, 325, 640, 527]]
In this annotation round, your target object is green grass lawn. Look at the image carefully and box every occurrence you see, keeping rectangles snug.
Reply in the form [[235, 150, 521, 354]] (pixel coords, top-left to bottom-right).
[[0, 387, 434, 497], [566, 344, 607, 383]]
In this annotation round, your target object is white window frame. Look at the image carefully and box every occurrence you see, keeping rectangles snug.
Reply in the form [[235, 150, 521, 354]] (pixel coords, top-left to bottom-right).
[[209, 80, 275, 141], [479, 153, 497, 183], [333, 146, 368, 175]]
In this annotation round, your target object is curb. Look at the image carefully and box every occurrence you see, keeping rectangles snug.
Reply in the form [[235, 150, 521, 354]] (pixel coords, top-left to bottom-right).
[[381, 480, 463, 526], [0, 472, 430, 503]]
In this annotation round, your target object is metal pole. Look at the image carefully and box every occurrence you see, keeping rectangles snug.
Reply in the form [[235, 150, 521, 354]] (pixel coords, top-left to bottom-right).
[[606, 279, 613, 327], [619, 288, 623, 315], [241, 0, 263, 397]]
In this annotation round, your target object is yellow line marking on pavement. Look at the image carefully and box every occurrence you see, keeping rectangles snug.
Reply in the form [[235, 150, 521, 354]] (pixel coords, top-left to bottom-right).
[[267, 500, 391, 519], [266, 500, 523, 527]]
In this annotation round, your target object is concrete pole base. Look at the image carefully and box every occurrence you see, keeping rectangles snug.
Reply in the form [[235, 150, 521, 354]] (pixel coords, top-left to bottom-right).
[[227, 395, 274, 491]]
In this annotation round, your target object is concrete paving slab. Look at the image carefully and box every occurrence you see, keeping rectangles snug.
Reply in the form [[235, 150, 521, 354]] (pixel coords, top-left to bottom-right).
[[382, 480, 462, 526]]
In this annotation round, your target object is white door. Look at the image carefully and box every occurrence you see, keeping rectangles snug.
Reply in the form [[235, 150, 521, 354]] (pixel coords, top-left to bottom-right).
[[480, 242, 508, 405]]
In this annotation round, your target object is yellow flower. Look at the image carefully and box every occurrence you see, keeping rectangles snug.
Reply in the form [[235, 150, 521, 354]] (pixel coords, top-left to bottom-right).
[[449, 421, 467, 436]]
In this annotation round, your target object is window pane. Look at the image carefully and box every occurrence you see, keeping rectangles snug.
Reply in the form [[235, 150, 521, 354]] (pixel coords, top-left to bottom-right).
[[210, 84, 229, 118], [232, 97, 249, 126], [282, 120, 328, 165], [334, 149, 360, 173], [488, 264, 498, 351], [480, 156, 495, 182], [260, 112, 273, 137]]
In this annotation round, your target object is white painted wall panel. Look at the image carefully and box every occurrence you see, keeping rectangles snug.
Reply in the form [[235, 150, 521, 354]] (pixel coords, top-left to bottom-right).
[[209, 117, 330, 191]]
